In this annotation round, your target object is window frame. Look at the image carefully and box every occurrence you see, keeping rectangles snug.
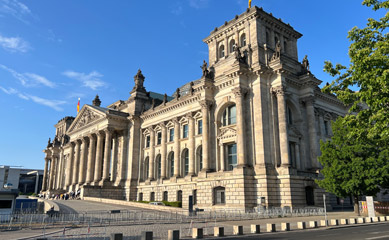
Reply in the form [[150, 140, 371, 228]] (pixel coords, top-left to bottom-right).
[[182, 124, 189, 138], [145, 135, 150, 148], [169, 128, 174, 142], [222, 105, 237, 126], [226, 143, 237, 171], [214, 187, 226, 205], [197, 120, 203, 135], [157, 131, 162, 145]]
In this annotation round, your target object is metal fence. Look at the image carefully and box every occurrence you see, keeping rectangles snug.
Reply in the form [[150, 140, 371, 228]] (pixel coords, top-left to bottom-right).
[[0, 207, 324, 231]]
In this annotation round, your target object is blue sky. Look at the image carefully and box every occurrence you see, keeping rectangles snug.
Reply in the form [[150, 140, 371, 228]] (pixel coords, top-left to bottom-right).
[[0, 0, 384, 170]]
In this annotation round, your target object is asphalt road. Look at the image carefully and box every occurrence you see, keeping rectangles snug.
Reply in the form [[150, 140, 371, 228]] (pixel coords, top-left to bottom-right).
[[210, 223, 389, 240]]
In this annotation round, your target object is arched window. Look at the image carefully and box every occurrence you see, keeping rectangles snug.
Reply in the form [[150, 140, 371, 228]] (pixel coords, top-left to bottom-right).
[[214, 186, 225, 205], [163, 191, 168, 201], [240, 33, 246, 47], [196, 145, 203, 173], [219, 45, 225, 58], [138, 192, 143, 201], [305, 187, 315, 206], [177, 190, 182, 202], [287, 106, 293, 124], [222, 104, 236, 126], [168, 152, 174, 178], [144, 157, 149, 180], [156, 154, 161, 179], [182, 148, 189, 176], [229, 39, 236, 53], [150, 192, 155, 202]]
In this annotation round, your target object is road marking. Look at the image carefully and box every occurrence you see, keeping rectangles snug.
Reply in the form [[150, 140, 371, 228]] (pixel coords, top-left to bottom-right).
[[370, 231, 389, 235], [366, 235, 389, 240]]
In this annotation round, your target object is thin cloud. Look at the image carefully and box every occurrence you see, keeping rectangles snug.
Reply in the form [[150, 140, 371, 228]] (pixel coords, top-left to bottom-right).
[[188, 0, 209, 9], [0, 33, 30, 53], [0, 64, 55, 88], [62, 70, 106, 90], [0, 85, 66, 111], [28, 95, 66, 111], [0, 0, 32, 23], [24, 73, 55, 88]]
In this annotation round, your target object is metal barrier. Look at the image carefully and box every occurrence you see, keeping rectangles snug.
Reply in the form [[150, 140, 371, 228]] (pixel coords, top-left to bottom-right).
[[0, 207, 324, 231]]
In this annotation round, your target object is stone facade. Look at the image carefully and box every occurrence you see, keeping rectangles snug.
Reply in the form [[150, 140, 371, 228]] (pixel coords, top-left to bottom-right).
[[42, 7, 347, 211]]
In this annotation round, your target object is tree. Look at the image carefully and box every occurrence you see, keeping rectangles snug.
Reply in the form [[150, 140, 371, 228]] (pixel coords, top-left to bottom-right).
[[317, 0, 389, 214]]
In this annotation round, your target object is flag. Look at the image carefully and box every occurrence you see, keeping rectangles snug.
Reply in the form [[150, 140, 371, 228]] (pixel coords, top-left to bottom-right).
[[249, 0, 252, 8], [77, 98, 80, 113]]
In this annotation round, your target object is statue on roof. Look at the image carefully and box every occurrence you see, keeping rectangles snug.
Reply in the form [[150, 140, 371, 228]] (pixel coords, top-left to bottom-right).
[[190, 82, 195, 95], [201, 60, 210, 78], [302, 55, 310, 72], [271, 41, 281, 61], [132, 69, 146, 92], [163, 93, 168, 105], [47, 138, 51, 148], [234, 44, 246, 64], [92, 94, 101, 107], [175, 88, 181, 100]]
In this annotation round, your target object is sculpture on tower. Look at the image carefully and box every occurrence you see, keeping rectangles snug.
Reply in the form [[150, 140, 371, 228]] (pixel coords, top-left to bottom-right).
[[132, 69, 146, 92]]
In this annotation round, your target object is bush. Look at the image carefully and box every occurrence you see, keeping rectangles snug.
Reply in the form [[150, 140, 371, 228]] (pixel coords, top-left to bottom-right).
[[162, 201, 182, 208]]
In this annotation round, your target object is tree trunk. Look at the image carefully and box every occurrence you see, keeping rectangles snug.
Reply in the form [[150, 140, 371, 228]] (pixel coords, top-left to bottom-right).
[[354, 195, 360, 215]]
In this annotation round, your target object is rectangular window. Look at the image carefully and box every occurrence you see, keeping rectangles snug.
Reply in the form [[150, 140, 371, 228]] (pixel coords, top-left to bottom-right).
[[229, 106, 236, 124], [183, 124, 188, 138], [157, 132, 162, 145], [169, 128, 174, 142], [146, 135, 150, 148], [227, 144, 237, 170], [324, 121, 329, 135], [289, 142, 296, 167], [0, 200, 12, 209], [215, 187, 226, 205], [198, 120, 202, 134]]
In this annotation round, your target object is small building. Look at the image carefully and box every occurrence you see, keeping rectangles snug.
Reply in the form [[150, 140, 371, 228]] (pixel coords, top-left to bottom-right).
[[0, 166, 44, 194]]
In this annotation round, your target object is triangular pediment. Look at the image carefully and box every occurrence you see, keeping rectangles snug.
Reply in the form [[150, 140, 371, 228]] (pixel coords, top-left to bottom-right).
[[67, 105, 106, 133], [217, 126, 237, 140]]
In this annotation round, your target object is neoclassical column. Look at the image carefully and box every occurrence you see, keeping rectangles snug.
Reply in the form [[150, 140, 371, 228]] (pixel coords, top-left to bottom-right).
[[188, 113, 195, 176], [93, 131, 104, 184], [102, 128, 112, 182], [295, 143, 301, 170], [219, 143, 225, 171], [224, 33, 228, 56], [78, 137, 88, 184], [49, 156, 57, 190], [42, 157, 50, 191], [273, 86, 290, 166], [72, 140, 81, 185], [86, 134, 96, 184], [160, 123, 167, 179], [233, 87, 248, 167], [65, 142, 75, 188], [110, 134, 118, 182], [199, 100, 211, 172], [56, 149, 64, 189], [148, 127, 155, 180], [173, 119, 181, 177], [303, 96, 318, 169]]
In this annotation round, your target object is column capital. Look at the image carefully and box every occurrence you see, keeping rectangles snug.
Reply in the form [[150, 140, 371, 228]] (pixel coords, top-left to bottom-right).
[[232, 86, 248, 98], [159, 122, 167, 129], [199, 100, 213, 109], [104, 127, 114, 135], [186, 112, 194, 120], [271, 86, 287, 96], [96, 130, 104, 137], [147, 126, 155, 132], [300, 95, 315, 105]]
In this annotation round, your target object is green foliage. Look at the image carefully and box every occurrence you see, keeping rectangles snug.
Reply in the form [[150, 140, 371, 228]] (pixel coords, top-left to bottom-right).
[[319, 0, 389, 199], [162, 201, 182, 208]]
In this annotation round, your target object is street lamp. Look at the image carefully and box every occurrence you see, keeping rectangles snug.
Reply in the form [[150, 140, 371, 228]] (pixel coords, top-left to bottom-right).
[[27, 171, 39, 194]]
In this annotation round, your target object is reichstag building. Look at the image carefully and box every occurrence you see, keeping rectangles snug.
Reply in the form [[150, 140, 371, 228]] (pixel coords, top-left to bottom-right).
[[42, 6, 347, 210]]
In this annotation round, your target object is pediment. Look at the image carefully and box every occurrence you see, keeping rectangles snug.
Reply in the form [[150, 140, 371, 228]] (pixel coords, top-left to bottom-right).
[[67, 106, 106, 133], [217, 126, 237, 140]]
